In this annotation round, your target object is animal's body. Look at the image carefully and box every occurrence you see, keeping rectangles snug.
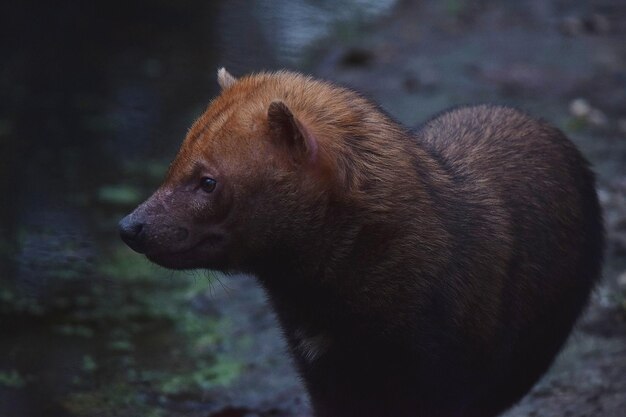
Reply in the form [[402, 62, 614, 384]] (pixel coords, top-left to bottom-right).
[[119, 70, 604, 417]]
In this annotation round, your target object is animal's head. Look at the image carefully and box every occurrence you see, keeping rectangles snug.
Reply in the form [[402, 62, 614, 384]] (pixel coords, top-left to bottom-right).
[[119, 69, 352, 272]]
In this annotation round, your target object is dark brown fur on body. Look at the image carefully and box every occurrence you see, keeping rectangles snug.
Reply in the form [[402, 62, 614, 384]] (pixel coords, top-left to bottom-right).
[[119, 70, 604, 417]]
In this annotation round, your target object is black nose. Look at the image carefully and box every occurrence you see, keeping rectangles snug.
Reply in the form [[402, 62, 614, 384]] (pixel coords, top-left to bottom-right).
[[118, 215, 146, 253]]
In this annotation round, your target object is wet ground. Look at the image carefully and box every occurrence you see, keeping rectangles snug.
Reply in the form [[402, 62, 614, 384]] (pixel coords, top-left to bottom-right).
[[1, 0, 625, 416]]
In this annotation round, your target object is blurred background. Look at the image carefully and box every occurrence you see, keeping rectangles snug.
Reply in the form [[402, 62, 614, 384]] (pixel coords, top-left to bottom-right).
[[1, 1, 625, 416]]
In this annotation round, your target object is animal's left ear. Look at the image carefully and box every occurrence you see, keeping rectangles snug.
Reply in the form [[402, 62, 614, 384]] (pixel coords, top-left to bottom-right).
[[217, 67, 237, 89], [267, 101, 318, 163]]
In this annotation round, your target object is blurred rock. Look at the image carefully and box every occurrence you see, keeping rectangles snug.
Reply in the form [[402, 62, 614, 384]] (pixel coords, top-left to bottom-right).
[[618, 272, 626, 291], [588, 108, 608, 126], [597, 188, 611, 205], [585, 14, 611, 34], [403, 75, 420, 93], [604, 177, 626, 257], [403, 69, 439, 93], [570, 98, 592, 118], [559, 14, 611, 36], [339, 47, 374, 67], [568, 98, 608, 126], [560, 16, 585, 36], [615, 236, 626, 257]]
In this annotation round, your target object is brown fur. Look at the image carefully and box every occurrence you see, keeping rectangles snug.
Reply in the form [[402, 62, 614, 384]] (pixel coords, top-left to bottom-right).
[[119, 70, 604, 417]]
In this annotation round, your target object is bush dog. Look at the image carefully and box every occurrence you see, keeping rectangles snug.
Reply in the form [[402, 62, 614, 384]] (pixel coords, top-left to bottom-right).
[[120, 69, 604, 417]]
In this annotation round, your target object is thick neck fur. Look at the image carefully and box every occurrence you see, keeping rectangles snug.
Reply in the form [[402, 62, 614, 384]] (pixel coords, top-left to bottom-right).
[[256, 115, 454, 346], [209, 72, 504, 361]]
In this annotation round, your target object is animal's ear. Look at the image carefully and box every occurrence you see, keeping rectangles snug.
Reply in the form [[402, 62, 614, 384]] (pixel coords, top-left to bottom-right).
[[267, 101, 318, 163], [217, 67, 237, 90]]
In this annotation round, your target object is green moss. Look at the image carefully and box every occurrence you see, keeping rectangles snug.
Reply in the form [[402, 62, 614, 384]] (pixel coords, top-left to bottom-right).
[[157, 357, 243, 395], [82, 355, 98, 373], [205, 358, 244, 387], [97, 185, 143, 206], [144, 160, 169, 181], [565, 117, 588, 133], [0, 287, 14, 303], [0, 284, 45, 316], [63, 383, 165, 417], [108, 339, 134, 352], [617, 291, 626, 313], [53, 324, 95, 338], [55, 268, 85, 280], [3, 236, 233, 415], [0, 369, 27, 388], [445, 0, 466, 17], [122, 159, 169, 182], [96, 246, 165, 281]]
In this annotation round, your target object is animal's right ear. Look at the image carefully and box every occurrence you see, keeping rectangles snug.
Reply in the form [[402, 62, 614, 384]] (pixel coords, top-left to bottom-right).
[[267, 101, 318, 164], [217, 67, 237, 90]]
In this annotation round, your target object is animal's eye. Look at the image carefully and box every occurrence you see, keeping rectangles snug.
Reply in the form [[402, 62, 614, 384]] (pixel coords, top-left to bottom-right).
[[200, 177, 217, 193]]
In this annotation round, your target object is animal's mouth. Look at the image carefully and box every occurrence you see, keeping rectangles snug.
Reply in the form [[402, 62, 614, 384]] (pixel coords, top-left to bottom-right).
[[145, 233, 226, 270]]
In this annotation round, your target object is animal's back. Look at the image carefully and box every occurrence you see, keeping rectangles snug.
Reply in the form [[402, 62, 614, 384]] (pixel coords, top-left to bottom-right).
[[416, 105, 604, 414]]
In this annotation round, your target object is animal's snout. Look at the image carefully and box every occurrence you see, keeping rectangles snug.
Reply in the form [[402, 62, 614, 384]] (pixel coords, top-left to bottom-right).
[[118, 215, 147, 253], [118, 205, 192, 255]]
